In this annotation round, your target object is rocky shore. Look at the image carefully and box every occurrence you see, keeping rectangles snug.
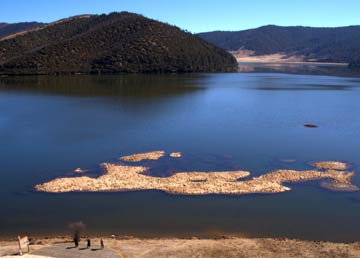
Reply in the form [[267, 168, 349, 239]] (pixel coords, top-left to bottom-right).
[[35, 152, 358, 195]]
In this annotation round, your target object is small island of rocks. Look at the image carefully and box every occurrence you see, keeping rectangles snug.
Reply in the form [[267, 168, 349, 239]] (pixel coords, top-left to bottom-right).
[[34, 151, 359, 195]]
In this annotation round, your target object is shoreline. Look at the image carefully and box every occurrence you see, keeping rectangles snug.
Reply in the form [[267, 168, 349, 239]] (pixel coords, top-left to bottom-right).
[[1, 236, 360, 258], [1, 233, 359, 243], [237, 60, 348, 66]]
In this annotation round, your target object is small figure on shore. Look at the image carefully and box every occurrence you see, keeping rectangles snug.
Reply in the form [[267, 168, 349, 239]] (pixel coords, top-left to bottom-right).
[[69, 221, 84, 249], [74, 237, 78, 248], [87, 238, 91, 249], [100, 238, 104, 249]]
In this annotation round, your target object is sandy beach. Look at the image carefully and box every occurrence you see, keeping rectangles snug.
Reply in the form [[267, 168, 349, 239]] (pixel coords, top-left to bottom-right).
[[1, 236, 360, 258]]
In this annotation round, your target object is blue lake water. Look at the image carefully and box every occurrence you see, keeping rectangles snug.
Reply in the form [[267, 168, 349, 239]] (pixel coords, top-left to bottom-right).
[[1, 66, 360, 241]]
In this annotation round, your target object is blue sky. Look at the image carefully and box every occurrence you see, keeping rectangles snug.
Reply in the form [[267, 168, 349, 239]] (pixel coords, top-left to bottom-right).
[[1, 0, 360, 33]]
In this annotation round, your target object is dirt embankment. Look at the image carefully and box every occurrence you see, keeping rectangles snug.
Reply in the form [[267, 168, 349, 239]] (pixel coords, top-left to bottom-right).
[[1, 237, 360, 258]]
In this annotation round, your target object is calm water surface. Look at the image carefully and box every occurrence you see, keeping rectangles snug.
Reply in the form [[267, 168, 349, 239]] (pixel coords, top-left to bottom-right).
[[1, 65, 360, 241]]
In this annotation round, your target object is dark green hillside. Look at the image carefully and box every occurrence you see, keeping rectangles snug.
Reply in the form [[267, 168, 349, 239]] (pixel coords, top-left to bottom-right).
[[0, 12, 237, 75], [198, 25, 360, 63], [0, 16, 93, 64], [0, 22, 44, 39]]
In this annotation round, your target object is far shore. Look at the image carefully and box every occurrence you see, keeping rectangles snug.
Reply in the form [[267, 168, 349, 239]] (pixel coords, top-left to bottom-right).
[[231, 51, 348, 66], [238, 60, 348, 66]]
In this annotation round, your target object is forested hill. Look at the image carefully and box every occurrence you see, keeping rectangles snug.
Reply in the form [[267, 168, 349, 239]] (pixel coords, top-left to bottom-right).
[[198, 25, 360, 63], [0, 12, 237, 75], [0, 22, 44, 39]]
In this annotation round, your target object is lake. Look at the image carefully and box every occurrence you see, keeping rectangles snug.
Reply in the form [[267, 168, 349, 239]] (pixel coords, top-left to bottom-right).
[[1, 64, 360, 242]]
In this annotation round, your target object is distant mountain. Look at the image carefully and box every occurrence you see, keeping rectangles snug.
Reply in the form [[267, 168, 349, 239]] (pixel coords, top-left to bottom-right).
[[0, 22, 44, 39], [198, 25, 360, 63], [0, 12, 237, 75]]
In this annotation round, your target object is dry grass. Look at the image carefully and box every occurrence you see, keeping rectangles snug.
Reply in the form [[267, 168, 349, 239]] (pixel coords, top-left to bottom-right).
[[1, 237, 360, 258], [230, 51, 305, 63], [230, 50, 347, 65]]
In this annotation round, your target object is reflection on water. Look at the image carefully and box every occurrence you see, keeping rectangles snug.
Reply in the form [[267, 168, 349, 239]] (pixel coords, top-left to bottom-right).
[[0, 74, 204, 97], [238, 62, 360, 77], [1, 67, 360, 241]]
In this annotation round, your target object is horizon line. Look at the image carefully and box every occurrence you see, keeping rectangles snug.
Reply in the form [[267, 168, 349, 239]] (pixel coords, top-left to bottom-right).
[[1, 11, 360, 34]]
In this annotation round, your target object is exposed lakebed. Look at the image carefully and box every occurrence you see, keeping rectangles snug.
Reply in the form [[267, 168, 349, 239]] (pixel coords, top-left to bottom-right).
[[35, 151, 358, 194]]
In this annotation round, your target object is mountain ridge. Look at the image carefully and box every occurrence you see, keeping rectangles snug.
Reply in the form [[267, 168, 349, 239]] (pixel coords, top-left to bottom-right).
[[198, 25, 360, 63], [0, 22, 45, 39], [0, 12, 237, 75]]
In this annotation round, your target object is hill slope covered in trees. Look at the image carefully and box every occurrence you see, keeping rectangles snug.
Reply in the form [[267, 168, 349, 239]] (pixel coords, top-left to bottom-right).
[[198, 25, 360, 63], [0, 12, 237, 75]]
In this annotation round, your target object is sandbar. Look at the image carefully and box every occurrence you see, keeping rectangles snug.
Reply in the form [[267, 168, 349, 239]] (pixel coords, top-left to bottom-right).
[[313, 161, 348, 170], [119, 151, 165, 162], [35, 157, 358, 195], [170, 152, 182, 158], [74, 168, 88, 173]]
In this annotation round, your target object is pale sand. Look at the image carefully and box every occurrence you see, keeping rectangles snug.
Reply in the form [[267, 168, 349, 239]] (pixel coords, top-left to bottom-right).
[[230, 50, 348, 65], [35, 158, 358, 194], [234, 53, 305, 63], [74, 168, 88, 173], [1, 237, 360, 258], [119, 151, 165, 162]]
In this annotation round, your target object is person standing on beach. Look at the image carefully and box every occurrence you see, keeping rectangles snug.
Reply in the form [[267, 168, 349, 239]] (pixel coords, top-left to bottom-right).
[[87, 238, 91, 249], [100, 238, 104, 249], [74, 237, 78, 248]]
